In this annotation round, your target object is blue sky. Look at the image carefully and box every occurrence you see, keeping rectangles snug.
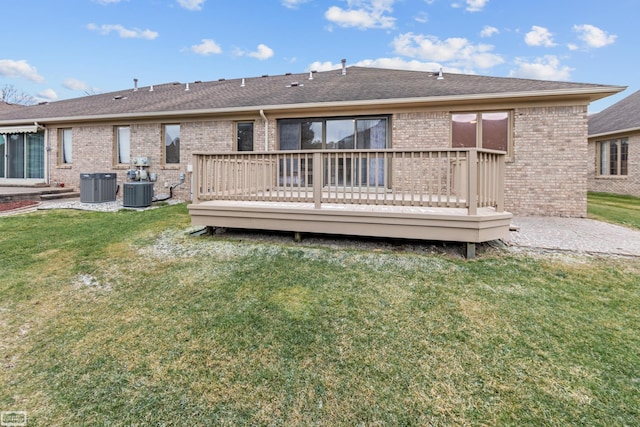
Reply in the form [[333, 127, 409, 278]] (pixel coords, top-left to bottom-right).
[[0, 0, 634, 112]]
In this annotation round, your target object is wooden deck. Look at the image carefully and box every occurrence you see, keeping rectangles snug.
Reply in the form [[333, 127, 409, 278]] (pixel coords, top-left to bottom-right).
[[190, 200, 511, 241], [188, 149, 512, 257]]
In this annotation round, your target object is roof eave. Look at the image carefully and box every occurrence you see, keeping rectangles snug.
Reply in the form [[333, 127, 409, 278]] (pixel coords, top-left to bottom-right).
[[0, 85, 626, 126], [589, 126, 640, 139]]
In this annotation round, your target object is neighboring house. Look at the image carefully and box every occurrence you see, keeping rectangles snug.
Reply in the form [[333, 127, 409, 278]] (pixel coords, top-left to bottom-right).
[[588, 89, 640, 196], [0, 65, 623, 219]]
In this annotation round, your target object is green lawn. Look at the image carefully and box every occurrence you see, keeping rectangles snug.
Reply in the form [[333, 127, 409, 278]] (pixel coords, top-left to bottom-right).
[[588, 191, 640, 230], [1, 204, 639, 426]]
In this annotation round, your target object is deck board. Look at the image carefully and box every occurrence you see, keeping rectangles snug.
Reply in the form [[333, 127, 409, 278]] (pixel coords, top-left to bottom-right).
[[188, 200, 512, 244]]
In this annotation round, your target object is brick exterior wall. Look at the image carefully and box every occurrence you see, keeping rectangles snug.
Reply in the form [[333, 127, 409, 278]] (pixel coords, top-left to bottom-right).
[[47, 104, 589, 217], [49, 118, 266, 201], [392, 106, 589, 217], [506, 105, 589, 217], [588, 133, 640, 196]]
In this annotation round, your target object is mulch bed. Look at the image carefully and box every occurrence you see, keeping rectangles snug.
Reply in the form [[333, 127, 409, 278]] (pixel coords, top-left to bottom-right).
[[0, 200, 39, 212]]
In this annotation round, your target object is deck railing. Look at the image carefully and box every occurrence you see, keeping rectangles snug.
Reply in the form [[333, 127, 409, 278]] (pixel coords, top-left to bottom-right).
[[192, 148, 506, 215]]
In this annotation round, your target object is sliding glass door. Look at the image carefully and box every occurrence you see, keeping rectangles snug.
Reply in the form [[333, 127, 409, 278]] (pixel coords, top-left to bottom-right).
[[1, 132, 45, 179], [278, 116, 389, 188], [0, 135, 4, 178]]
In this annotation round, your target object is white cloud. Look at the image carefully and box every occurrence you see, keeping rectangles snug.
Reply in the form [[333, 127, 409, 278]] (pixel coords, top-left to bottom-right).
[[567, 43, 579, 51], [465, 0, 489, 12], [63, 78, 89, 91], [177, 0, 205, 11], [509, 55, 572, 81], [282, 0, 309, 8], [414, 12, 429, 23], [355, 57, 448, 72], [37, 89, 58, 101], [525, 25, 556, 47], [307, 61, 341, 72], [236, 44, 274, 60], [248, 44, 274, 60], [480, 25, 498, 38], [325, 0, 396, 30], [190, 39, 222, 55], [87, 23, 158, 40], [0, 59, 45, 82], [308, 57, 462, 74], [573, 24, 616, 48], [392, 32, 503, 70]]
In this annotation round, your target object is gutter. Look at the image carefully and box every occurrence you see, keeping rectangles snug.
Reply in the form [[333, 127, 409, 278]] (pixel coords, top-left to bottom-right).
[[0, 86, 627, 127], [589, 126, 640, 139]]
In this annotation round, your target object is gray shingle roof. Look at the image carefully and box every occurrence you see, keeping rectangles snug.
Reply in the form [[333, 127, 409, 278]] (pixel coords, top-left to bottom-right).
[[0, 66, 624, 125], [0, 102, 23, 112], [588, 89, 640, 136]]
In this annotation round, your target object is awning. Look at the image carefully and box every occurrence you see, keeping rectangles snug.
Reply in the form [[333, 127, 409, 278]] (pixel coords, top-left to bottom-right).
[[0, 125, 41, 134]]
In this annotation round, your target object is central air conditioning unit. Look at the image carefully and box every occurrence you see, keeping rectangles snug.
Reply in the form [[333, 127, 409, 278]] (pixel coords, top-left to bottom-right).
[[123, 182, 154, 208], [79, 173, 117, 203]]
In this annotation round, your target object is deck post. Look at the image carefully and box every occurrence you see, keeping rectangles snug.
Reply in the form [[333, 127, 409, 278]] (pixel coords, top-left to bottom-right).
[[192, 154, 200, 204], [313, 152, 322, 209], [466, 242, 476, 259], [496, 154, 505, 212], [467, 150, 478, 216]]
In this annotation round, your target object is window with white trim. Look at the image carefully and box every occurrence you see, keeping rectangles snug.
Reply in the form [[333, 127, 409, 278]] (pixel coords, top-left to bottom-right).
[[115, 126, 130, 164], [60, 128, 72, 164]]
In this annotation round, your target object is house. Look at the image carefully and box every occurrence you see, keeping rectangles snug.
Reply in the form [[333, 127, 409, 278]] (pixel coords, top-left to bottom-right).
[[588, 89, 640, 196], [0, 64, 623, 255]]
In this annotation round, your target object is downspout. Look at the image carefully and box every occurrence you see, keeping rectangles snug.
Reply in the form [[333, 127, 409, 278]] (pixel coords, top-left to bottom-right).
[[259, 109, 268, 151]]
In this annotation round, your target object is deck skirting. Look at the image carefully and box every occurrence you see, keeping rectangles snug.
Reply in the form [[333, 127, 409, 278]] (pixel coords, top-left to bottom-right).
[[188, 201, 512, 244]]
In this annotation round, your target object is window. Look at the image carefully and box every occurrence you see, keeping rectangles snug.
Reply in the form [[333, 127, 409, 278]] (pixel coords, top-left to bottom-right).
[[0, 135, 5, 178], [164, 124, 180, 164], [116, 126, 130, 164], [0, 132, 44, 179], [27, 133, 45, 178], [8, 134, 25, 178], [452, 111, 510, 152], [277, 116, 388, 187], [278, 116, 388, 150], [60, 128, 72, 164], [598, 138, 628, 176], [237, 122, 254, 151]]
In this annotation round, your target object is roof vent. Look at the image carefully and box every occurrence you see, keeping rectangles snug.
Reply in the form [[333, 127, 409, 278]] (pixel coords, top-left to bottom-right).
[[241, 78, 246, 87], [149, 85, 154, 92], [133, 78, 138, 91], [287, 82, 303, 88], [113, 95, 127, 100], [437, 68, 444, 80], [285, 72, 292, 76], [194, 80, 202, 83], [308, 71, 313, 80], [185, 83, 190, 91], [218, 78, 226, 81], [262, 74, 269, 78], [341, 59, 347, 76]]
